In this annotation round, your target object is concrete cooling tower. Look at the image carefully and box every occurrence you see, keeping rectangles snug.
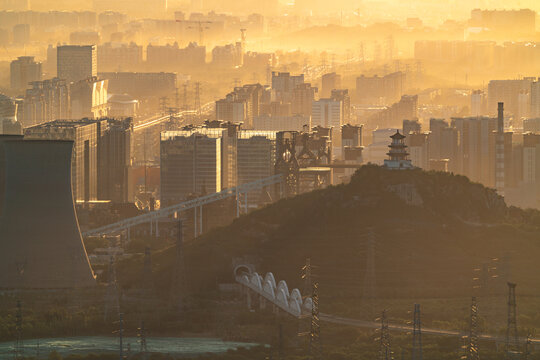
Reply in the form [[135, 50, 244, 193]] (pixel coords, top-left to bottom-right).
[[0, 139, 96, 288]]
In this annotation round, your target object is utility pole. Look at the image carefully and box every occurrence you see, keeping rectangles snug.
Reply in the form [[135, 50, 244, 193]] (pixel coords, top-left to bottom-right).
[[412, 304, 422, 360], [524, 330, 532, 360], [138, 320, 148, 356], [309, 282, 322, 360], [363, 230, 376, 301], [114, 313, 124, 360], [379, 309, 391, 360], [506, 283, 519, 360], [467, 297, 479, 360], [15, 300, 22, 359]]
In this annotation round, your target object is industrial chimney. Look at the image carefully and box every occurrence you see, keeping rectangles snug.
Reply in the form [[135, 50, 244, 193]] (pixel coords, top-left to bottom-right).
[[0, 140, 96, 288]]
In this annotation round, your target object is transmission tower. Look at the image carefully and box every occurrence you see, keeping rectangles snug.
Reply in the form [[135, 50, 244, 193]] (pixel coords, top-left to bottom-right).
[[363, 230, 376, 301], [194, 82, 201, 116], [104, 256, 120, 321], [467, 297, 479, 360], [138, 320, 148, 355], [14, 300, 23, 359], [170, 219, 186, 310], [412, 304, 422, 360], [113, 313, 124, 360], [506, 283, 520, 360], [309, 283, 322, 360], [301, 258, 312, 296], [524, 330, 534, 360], [379, 310, 391, 360]]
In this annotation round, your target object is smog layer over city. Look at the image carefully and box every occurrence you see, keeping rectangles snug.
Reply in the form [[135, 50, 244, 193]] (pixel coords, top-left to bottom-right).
[[3, 0, 540, 359]]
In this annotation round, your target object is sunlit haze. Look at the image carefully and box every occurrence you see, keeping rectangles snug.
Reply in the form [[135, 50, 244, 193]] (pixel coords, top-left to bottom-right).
[[1, 0, 540, 359]]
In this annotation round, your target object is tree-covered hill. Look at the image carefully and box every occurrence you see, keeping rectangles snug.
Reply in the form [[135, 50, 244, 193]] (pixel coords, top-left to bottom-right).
[[118, 165, 540, 302]]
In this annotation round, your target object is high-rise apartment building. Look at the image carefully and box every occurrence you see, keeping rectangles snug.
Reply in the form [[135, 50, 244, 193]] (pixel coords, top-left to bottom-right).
[[25, 119, 101, 202], [57, 45, 97, 84], [524, 118, 540, 133], [10, 56, 42, 93], [356, 72, 405, 105], [216, 95, 249, 125], [253, 114, 310, 132], [211, 42, 243, 68], [97, 42, 143, 71], [99, 72, 177, 99], [216, 84, 265, 127], [471, 90, 487, 117], [312, 99, 343, 129], [408, 132, 430, 170], [321, 72, 341, 98], [237, 130, 276, 187], [530, 79, 540, 119], [451, 116, 497, 186], [312, 98, 343, 159], [292, 83, 317, 116], [331, 89, 351, 124], [402, 119, 421, 136], [70, 77, 109, 119], [0, 94, 22, 135], [272, 72, 304, 103], [488, 78, 533, 121], [21, 78, 70, 127], [160, 122, 239, 204], [24, 118, 132, 203]]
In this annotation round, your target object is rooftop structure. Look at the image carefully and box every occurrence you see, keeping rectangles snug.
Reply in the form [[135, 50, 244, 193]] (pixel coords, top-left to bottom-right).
[[384, 131, 414, 170]]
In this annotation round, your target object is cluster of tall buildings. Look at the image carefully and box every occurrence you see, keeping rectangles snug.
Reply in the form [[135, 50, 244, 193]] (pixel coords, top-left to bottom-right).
[[160, 119, 364, 204], [356, 72, 405, 105], [215, 72, 352, 159], [388, 103, 540, 208], [24, 118, 133, 203], [10, 45, 160, 127], [160, 121, 273, 205]]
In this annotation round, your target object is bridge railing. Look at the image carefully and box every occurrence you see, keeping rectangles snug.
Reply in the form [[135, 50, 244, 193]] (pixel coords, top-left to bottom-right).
[[82, 174, 283, 237]]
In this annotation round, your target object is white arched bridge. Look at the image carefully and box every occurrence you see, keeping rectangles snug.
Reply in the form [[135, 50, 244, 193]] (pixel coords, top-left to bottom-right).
[[235, 267, 312, 317], [234, 266, 540, 346]]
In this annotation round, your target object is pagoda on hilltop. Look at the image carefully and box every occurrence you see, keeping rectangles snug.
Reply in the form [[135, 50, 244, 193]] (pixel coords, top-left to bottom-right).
[[383, 130, 414, 170]]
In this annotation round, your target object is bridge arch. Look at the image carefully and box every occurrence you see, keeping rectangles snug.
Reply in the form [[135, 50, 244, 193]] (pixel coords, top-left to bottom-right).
[[234, 264, 253, 278]]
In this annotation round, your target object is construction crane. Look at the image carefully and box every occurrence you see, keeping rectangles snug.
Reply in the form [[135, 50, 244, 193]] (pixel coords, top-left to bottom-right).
[[177, 20, 211, 46]]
